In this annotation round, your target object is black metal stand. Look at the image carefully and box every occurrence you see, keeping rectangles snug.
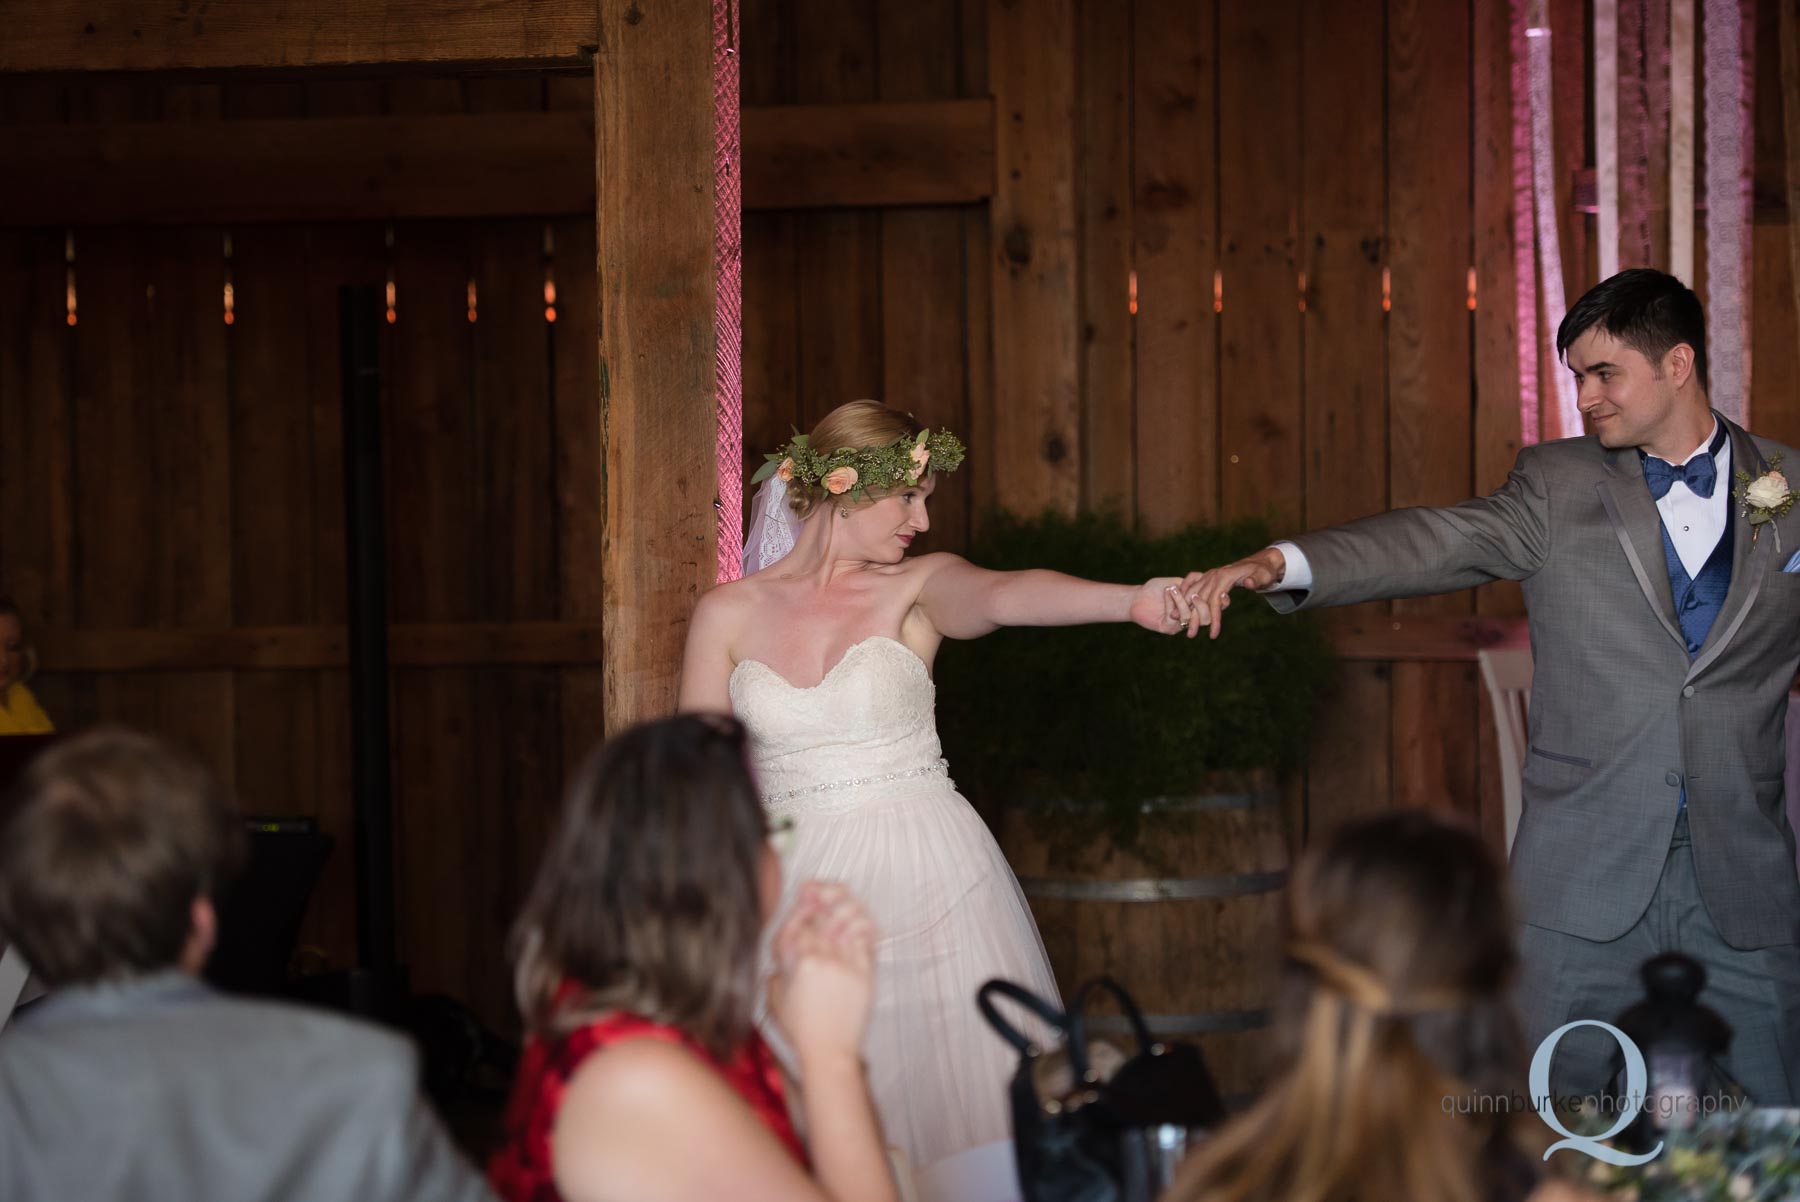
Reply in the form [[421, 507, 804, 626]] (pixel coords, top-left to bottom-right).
[[338, 284, 402, 1015]]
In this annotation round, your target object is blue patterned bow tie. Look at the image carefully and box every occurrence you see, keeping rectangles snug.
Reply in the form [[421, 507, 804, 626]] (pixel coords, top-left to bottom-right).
[[1642, 454, 1717, 500], [1641, 425, 1726, 500]]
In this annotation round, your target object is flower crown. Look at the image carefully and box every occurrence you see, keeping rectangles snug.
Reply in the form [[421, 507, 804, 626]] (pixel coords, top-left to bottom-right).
[[750, 427, 967, 503]]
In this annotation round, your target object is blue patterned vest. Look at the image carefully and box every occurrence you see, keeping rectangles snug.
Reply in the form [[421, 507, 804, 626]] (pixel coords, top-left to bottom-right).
[[1659, 492, 1732, 810], [1659, 498, 1733, 660]]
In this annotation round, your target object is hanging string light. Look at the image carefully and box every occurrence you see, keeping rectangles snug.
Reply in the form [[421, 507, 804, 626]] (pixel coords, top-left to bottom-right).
[[1127, 268, 1137, 316], [223, 232, 236, 326], [384, 225, 397, 324], [466, 278, 478, 324], [543, 223, 557, 324], [64, 230, 77, 327]]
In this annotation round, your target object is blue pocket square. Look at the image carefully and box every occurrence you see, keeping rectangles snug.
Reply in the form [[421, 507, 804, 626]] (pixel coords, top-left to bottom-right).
[[1786, 549, 1800, 573]]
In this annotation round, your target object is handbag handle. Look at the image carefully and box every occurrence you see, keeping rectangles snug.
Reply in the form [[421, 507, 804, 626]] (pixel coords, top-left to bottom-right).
[[977, 978, 1067, 1055], [1064, 975, 1155, 1082]]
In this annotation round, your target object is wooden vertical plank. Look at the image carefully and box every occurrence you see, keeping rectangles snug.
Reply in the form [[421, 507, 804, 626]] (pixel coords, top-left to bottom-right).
[[1077, 0, 1135, 515], [1131, 0, 1215, 532], [231, 222, 327, 834], [1475, 0, 1530, 852], [880, 0, 971, 553], [793, 0, 882, 429], [0, 228, 75, 629], [1754, 0, 1800, 446], [1219, 1, 1301, 530], [1552, 0, 1594, 292], [71, 226, 155, 630], [1300, 0, 1391, 842], [551, 212, 606, 780], [145, 222, 236, 787], [1388, 0, 1479, 821], [596, 0, 723, 728], [385, 215, 480, 1001], [990, 0, 1081, 516], [736, 0, 799, 547]]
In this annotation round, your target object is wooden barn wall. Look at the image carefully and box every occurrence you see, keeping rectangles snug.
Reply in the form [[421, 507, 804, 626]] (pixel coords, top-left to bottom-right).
[[0, 74, 605, 1038], [5, 0, 1800, 1036]]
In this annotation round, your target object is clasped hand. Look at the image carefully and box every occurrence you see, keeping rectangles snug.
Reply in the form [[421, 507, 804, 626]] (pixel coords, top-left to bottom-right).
[[1130, 546, 1286, 640]]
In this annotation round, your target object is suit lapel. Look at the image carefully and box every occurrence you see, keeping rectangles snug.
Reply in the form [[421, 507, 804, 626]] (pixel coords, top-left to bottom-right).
[[1687, 419, 1774, 680], [1596, 448, 1686, 652]]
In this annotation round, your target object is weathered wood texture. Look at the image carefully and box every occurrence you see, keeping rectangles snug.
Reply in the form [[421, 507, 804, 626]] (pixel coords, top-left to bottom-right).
[[0, 99, 996, 224], [0, 73, 602, 1038], [0, 1, 597, 72]]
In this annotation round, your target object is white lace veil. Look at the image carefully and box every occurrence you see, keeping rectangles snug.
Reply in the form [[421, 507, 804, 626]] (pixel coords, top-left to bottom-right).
[[742, 475, 804, 575]]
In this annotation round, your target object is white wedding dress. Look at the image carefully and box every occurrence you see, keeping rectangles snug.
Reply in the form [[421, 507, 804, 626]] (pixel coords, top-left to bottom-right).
[[731, 634, 1061, 1176]]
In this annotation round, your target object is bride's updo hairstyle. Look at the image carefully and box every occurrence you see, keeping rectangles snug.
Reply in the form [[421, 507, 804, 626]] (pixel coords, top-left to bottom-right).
[[508, 714, 769, 1057], [787, 400, 925, 520]]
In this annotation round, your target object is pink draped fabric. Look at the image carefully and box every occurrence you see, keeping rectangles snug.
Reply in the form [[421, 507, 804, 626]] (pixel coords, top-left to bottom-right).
[[714, 0, 745, 581]]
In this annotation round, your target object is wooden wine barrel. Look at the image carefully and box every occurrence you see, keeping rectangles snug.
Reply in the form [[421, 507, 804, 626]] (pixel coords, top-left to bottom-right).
[[1000, 788, 1291, 1107]]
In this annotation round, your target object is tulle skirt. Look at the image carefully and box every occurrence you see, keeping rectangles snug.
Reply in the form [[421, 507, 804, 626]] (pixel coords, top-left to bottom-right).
[[762, 782, 1062, 1176]]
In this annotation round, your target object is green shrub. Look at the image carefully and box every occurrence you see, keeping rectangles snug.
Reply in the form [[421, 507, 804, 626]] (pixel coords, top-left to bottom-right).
[[936, 508, 1336, 838]]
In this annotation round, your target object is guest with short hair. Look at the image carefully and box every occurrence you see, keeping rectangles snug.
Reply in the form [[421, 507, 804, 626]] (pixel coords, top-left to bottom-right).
[[488, 713, 897, 1202], [0, 597, 53, 735], [0, 727, 493, 1202], [1161, 812, 1595, 1202]]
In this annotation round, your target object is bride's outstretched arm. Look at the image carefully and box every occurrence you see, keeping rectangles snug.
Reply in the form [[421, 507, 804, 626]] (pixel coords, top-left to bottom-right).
[[913, 553, 1209, 640], [677, 589, 737, 713]]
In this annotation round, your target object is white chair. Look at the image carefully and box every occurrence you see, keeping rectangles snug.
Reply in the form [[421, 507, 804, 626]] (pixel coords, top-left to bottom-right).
[[0, 943, 32, 1031], [1477, 645, 1534, 858]]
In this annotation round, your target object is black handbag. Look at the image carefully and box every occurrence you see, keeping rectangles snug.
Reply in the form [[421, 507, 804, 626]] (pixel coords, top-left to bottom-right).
[[978, 976, 1226, 1202]]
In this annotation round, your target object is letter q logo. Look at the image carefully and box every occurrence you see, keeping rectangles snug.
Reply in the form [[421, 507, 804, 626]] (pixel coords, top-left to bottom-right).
[[1528, 1020, 1662, 1166]]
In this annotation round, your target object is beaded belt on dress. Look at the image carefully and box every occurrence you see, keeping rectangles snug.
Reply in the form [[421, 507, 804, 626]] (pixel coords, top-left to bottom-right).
[[761, 757, 951, 815]]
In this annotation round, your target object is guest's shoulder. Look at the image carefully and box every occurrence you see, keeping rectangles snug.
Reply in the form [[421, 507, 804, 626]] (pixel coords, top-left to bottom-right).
[[189, 993, 420, 1082]]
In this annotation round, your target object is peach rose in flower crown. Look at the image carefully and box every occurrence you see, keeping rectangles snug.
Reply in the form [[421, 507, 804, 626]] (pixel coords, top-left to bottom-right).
[[775, 457, 795, 483], [824, 466, 859, 495]]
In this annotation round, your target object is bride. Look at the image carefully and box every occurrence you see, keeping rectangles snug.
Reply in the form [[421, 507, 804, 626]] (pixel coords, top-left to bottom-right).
[[678, 400, 1210, 1178]]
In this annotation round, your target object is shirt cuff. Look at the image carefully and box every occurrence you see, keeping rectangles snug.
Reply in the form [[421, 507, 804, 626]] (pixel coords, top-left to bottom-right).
[[1264, 542, 1312, 592]]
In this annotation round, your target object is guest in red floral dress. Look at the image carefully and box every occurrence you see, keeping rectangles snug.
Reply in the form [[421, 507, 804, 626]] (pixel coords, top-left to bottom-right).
[[488, 714, 897, 1202]]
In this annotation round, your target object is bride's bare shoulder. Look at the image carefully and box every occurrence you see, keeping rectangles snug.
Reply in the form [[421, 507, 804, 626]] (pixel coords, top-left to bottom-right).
[[690, 575, 764, 631]]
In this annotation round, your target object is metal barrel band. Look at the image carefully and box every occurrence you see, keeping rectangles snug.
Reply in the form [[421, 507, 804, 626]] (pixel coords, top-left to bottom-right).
[[1083, 1008, 1273, 1036], [1017, 870, 1289, 902]]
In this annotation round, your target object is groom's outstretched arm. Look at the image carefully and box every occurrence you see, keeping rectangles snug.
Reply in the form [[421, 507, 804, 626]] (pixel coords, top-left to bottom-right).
[[1189, 444, 1552, 636]]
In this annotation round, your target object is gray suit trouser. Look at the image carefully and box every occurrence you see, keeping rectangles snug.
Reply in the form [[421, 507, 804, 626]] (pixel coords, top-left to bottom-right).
[[1515, 810, 1800, 1106]]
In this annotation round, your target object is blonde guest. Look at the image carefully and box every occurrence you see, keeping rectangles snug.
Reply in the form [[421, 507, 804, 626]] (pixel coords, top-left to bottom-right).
[[0, 598, 53, 735], [1161, 812, 1596, 1202]]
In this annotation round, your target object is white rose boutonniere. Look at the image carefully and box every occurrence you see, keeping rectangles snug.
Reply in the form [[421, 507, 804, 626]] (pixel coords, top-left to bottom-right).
[[1732, 454, 1796, 548]]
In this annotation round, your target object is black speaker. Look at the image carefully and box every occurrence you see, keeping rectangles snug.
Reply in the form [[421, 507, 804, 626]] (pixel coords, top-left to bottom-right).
[[206, 818, 334, 998]]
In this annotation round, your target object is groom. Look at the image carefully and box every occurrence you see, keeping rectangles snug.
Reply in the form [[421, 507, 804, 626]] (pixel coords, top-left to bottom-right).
[[1189, 269, 1800, 1103]]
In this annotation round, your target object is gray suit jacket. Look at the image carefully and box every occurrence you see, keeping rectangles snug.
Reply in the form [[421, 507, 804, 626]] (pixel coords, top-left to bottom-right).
[[0, 972, 496, 1202], [1269, 417, 1800, 948]]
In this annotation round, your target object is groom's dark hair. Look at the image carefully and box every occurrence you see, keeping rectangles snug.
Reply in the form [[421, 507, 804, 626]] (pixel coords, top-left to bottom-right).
[[1557, 267, 1708, 391]]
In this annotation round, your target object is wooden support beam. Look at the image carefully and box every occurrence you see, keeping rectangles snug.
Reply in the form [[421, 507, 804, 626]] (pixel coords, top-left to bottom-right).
[[596, 0, 718, 733], [0, 1, 595, 73], [0, 99, 993, 225], [35, 622, 607, 670]]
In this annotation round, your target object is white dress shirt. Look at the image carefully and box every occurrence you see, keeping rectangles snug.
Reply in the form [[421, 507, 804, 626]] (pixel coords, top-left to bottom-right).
[[1269, 417, 1730, 590]]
